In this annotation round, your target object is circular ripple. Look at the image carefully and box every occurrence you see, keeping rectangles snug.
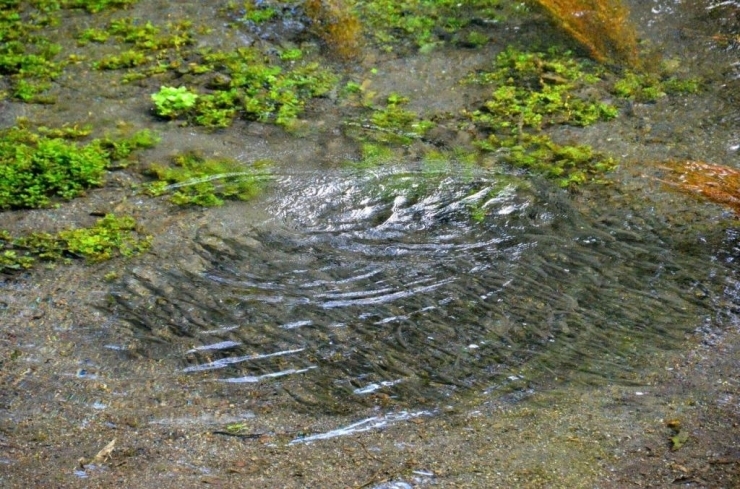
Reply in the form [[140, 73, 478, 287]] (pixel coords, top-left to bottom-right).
[[109, 166, 727, 412]]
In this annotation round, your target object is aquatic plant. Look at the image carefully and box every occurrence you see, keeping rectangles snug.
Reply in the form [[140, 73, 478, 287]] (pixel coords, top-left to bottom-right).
[[241, 3, 277, 24], [0, 0, 142, 103], [279, 48, 304, 62], [93, 48, 150, 70], [462, 30, 490, 48], [151, 86, 199, 119], [5, 2, 332, 127], [13, 78, 54, 103], [466, 48, 617, 186], [0, 124, 158, 209], [347, 142, 398, 169], [240, 0, 502, 56], [105, 17, 193, 50], [59, 0, 139, 14], [37, 123, 93, 139], [76, 27, 111, 45], [469, 48, 618, 128], [526, 0, 639, 66], [88, 17, 194, 72], [351, 0, 505, 52], [57, 214, 151, 260], [612, 71, 701, 102], [92, 128, 159, 161], [346, 93, 435, 145], [145, 151, 272, 207], [659, 161, 740, 215], [149, 47, 337, 128], [0, 214, 151, 274], [0, 25, 65, 102]]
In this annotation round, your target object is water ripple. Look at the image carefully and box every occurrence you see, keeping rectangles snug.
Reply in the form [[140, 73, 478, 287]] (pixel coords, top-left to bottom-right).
[[110, 165, 732, 412]]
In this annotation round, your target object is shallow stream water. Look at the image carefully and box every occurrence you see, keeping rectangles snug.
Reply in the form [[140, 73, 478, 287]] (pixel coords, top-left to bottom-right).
[[111, 160, 737, 418], [100, 0, 740, 438], [102, 2, 735, 428], [2, 0, 740, 486]]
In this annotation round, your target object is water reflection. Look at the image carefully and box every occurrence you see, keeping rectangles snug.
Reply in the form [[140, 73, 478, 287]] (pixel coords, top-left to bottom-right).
[[289, 410, 431, 444], [110, 163, 727, 412]]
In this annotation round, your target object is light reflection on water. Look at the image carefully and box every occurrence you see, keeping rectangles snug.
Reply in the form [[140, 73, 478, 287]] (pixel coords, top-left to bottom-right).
[[110, 163, 734, 413]]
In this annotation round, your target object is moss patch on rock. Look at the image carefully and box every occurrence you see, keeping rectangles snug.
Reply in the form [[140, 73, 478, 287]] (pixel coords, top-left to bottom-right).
[[466, 48, 619, 186], [1, 214, 151, 274], [145, 151, 272, 207], [0, 123, 158, 210]]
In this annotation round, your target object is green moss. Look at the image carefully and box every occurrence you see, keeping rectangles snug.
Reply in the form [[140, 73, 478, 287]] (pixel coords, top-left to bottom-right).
[[93, 48, 150, 69], [148, 47, 337, 128], [612, 71, 701, 102], [0, 0, 141, 102], [0, 214, 150, 275], [37, 123, 93, 139], [83, 17, 194, 77], [59, 214, 151, 259], [3, 3, 332, 127], [105, 17, 193, 50], [0, 247, 36, 274], [349, 0, 505, 52], [279, 48, 303, 61], [79, 13, 336, 128], [92, 128, 160, 162], [145, 151, 272, 207], [501, 134, 615, 187], [662, 77, 700, 95], [192, 90, 239, 128], [466, 48, 618, 186], [468, 47, 613, 124], [347, 93, 434, 145], [0, 40, 64, 78], [460, 30, 489, 48], [0, 33, 65, 101], [59, 0, 139, 13], [13, 78, 54, 103], [241, 3, 276, 24], [76, 27, 110, 45], [348, 142, 398, 169], [0, 124, 158, 209], [103, 270, 119, 281], [233, 0, 506, 56], [152, 85, 199, 119]]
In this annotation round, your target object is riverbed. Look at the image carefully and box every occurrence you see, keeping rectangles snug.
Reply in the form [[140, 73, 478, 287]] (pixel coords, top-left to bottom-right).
[[1, 1, 739, 487]]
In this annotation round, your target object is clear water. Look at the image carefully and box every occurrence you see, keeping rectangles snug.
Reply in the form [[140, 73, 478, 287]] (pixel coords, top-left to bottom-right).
[[2, 2, 740, 486], [0, 0, 740, 468], [104, 0, 740, 420], [110, 158, 738, 414]]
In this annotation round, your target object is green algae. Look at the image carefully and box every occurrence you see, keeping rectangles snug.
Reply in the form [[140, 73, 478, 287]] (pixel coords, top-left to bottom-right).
[[56, 0, 139, 14], [340, 47, 622, 187], [84, 17, 195, 75], [0, 0, 711, 283], [0, 2, 732, 484]]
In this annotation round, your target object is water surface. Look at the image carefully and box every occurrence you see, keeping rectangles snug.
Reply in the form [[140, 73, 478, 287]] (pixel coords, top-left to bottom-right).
[[111, 159, 736, 415]]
